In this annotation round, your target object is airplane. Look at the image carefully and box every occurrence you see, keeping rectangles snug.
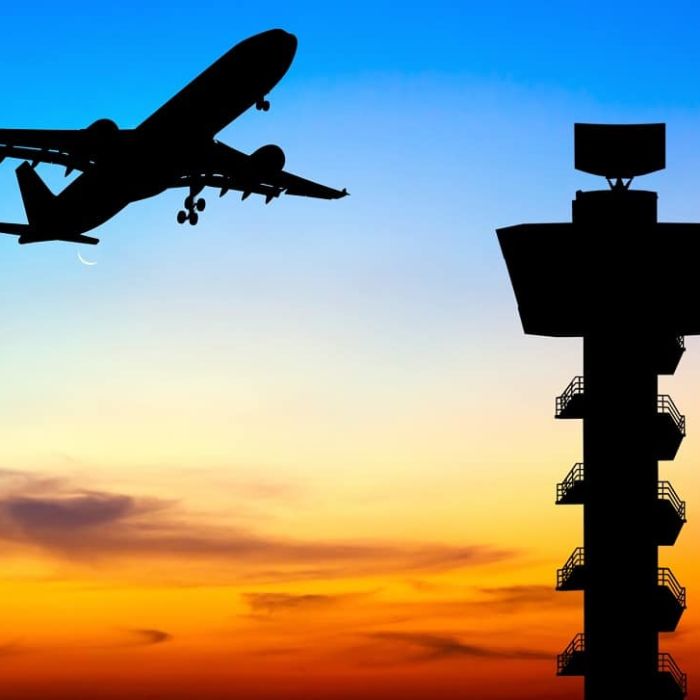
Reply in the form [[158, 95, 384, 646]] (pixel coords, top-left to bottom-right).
[[0, 28, 347, 245]]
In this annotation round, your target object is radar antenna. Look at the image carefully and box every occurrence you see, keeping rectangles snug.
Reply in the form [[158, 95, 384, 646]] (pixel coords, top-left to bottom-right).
[[575, 123, 665, 190]]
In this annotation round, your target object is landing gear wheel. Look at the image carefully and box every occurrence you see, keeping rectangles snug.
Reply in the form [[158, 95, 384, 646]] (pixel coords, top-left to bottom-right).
[[256, 98, 270, 111], [184, 195, 195, 210], [177, 210, 188, 224], [188, 212, 199, 226], [195, 198, 206, 212]]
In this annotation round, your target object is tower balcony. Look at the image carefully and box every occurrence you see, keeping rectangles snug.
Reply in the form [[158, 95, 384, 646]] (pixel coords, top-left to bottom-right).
[[556, 547, 585, 591], [657, 395, 686, 460], [657, 481, 687, 546], [557, 633, 585, 676], [556, 462, 585, 504], [555, 376, 585, 419], [557, 636, 688, 694], [555, 548, 685, 631], [557, 465, 686, 545], [554, 379, 685, 459], [658, 653, 687, 699], [657, 568, 687, 632], [657, 336, 685, 375]]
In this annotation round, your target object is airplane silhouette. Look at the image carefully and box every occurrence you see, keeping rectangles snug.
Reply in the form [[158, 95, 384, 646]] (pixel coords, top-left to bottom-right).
[[0, 29, 347, 245]]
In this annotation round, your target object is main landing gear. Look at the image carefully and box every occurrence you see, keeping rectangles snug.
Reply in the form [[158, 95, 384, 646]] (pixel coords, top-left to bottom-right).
[[177, 193, 206, 225], [255, 97, 270, 111]]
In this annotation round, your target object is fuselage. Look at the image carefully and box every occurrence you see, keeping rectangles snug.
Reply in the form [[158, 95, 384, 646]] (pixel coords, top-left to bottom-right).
[[46, 29, 297, 236]]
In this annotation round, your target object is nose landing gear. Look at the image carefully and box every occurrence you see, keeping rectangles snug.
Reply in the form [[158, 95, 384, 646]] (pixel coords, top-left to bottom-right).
[[177, 193, 206, 225], [255, 97, 270, 111]]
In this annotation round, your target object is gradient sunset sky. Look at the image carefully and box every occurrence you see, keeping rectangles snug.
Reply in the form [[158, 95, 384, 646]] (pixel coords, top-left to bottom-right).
[[1, 1, 700, 698]]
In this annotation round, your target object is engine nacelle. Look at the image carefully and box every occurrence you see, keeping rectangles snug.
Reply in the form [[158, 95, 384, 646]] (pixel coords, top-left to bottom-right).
[[85, 118, 119, 148], [248, 144, 286, 175]]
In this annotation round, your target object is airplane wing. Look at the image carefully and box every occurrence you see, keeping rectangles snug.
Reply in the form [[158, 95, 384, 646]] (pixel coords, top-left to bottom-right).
[[173, 140, 348, 202], [272, 170, 348, 199], [0, 125, 135, 173]]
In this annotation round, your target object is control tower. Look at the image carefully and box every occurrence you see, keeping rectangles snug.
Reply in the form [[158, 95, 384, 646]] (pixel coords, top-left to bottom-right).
[[497, 124, 695, 699]]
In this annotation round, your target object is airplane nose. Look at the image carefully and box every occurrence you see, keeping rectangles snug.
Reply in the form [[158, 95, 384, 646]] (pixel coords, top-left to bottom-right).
[[254, 29, 297, 62], [285, 32, 297, 60], [272, 29, 297, 59], [236, 29, 297, 82]]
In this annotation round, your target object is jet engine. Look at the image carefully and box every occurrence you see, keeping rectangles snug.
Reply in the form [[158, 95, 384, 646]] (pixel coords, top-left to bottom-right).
[[248, 144, 286, 175], [85, 119, 119, 148]]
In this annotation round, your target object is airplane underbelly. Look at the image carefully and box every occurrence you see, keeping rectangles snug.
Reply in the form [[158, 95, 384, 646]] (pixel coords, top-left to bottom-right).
[[57, 176, 130, 233], [56, 160, 169, 233], [128, 181, 168, 202], [64, 198, 126, 234]]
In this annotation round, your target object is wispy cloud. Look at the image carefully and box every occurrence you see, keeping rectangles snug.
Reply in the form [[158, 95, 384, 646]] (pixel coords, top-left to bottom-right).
[[402, 582, 573, 614], [243, 590, 376, 614], [476, 584, 567, 609], [0, 471, 515, 582], [244, 592, 342, 613], [2, 492, 162, 530], [127, 629, 172, 646], [0, 641, 25, 659], [366, 631, 551, 664]]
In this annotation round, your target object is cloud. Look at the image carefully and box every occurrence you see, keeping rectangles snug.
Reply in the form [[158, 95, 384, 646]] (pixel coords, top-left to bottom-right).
[[0, 632, 173, 657], [4, 493, 149, 530], [0, 471, 515, 582], [244, 592, 341, 613], [0, 469, 65, 495], [243, 590, 376, 614], [401, 582, 575, 615], [0, 641, 24, 658], [128, 629, 172, 646], [366, 632, 550, 664], [477, 584, 568, 609], [478, 585, 555, 602]]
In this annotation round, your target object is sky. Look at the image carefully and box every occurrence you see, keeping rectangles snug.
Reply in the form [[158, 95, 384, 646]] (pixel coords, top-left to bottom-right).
[[0, 1, 700, 698]]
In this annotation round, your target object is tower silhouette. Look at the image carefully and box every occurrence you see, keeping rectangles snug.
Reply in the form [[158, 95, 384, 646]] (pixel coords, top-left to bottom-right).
[[498, 124, 693, 699]]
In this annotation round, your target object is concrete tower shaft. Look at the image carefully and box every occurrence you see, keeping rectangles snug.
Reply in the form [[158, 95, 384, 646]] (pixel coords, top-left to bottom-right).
[[498, 124, 692, 700]]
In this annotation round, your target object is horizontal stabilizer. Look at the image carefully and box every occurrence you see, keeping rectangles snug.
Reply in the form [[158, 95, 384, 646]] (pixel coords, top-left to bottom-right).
[[0, 220, 99, 245], [0, 221, 29, 236], [18, 233, 99, 245]]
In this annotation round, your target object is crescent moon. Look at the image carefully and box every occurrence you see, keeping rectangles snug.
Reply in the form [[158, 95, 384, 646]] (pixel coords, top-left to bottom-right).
[[77, 251, 97, 266]]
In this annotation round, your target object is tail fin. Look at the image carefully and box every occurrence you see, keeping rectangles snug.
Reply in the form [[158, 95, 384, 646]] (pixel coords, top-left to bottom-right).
[[16, 161, 55, 227]]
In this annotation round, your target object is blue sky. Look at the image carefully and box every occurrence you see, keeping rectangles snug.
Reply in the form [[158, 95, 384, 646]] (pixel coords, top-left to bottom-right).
[[1, 1, 699, 398], [0, 1, 698, 424], [4, 1, 700, 117], [1, 2, 698, 165], [0, 2, 697, 299]]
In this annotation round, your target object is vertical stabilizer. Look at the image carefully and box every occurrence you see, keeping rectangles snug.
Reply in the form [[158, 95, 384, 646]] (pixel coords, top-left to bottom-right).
[[16, 161, 55, 227]]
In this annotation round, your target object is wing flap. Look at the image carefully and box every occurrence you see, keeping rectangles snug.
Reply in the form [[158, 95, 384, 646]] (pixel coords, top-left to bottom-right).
[[0, 144, 93, 172], [173, 174, 284, 200], [175, 172, 347, 202]]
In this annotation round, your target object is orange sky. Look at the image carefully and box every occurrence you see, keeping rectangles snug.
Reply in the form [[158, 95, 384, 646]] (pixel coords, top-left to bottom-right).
[[0, 331, 698, 699]]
